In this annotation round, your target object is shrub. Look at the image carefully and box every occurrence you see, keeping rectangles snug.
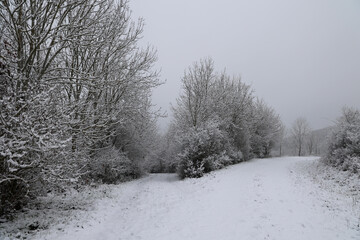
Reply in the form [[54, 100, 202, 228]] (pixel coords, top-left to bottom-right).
[[177, 120, 235, 178], [86, 147, 142, 184], [0, 179, 28, 216], [202, 151, 233, 171], [178, 153, 206, 178], [228, 150, 244, 164], [324, 108, 360, 174]]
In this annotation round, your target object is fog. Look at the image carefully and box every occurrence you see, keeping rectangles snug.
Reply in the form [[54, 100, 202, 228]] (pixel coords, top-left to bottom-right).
[[130, 0, 360, 131]]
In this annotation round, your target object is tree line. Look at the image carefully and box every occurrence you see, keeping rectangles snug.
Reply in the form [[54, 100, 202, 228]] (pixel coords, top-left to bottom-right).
[[147, 58, 284, 178], [0, 0, 160, 215]]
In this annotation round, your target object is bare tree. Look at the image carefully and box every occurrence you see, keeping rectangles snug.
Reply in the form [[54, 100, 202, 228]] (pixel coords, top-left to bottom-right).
[[291, 117, 310, 156], [59, 1, 159, 155], [306, 132, 318, 156], [173, 58, 215, 129], [274, 124, 286, 157]]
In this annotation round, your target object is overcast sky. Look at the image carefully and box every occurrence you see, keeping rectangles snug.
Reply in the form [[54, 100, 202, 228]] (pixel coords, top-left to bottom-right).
[[129, 0, 360, 131]]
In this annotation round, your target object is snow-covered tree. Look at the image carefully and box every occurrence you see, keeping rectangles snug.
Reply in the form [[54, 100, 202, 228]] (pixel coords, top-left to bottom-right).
[[274, 124, 286, 157], [60, 1, 159, 156], [306, 132, 318, 156], [169, 58, 282, 178], [0, 0, 160, 214], [0, 0, 101, 214], [324, 107, 360, 174], [144, 124, 182, 173], [173, 58, 215, 129], [291, 117, 311, 156], [250, 99, 283, 158], [210, 73, 254, 160]]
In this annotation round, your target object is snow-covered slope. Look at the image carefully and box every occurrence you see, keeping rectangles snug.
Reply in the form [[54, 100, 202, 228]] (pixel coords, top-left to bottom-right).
[[32, 157, 360, 240]]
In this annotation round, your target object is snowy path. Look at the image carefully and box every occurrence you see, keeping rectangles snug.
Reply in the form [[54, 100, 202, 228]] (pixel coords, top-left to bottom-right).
[[37, 157, 359, 240]]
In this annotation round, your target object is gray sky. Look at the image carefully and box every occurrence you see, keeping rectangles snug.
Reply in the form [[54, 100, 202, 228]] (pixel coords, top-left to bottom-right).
[[129, 0, 360, 131]]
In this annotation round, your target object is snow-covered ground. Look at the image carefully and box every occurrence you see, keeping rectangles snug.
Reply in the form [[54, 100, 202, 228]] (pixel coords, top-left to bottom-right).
[[2, 157, 360, 240]]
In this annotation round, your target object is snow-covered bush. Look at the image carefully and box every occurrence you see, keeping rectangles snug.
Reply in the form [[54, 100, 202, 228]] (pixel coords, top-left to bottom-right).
[[177, 120, 234, 178], [0, 84, 69, 215], [86, 147, 142, 184], [324, 108, 360, 174], [202, 151, 233, 170], [228, 150, 244, 164], [0, 178, 28, 216], [178, 154, 206, 178]]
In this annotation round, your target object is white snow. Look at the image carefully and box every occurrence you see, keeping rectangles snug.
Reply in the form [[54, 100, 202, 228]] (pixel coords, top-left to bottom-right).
[[12, 157, 360, 239]]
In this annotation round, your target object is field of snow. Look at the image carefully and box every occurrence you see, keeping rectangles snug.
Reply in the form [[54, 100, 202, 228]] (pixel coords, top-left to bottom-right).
[[2, 157, 360, 240]]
